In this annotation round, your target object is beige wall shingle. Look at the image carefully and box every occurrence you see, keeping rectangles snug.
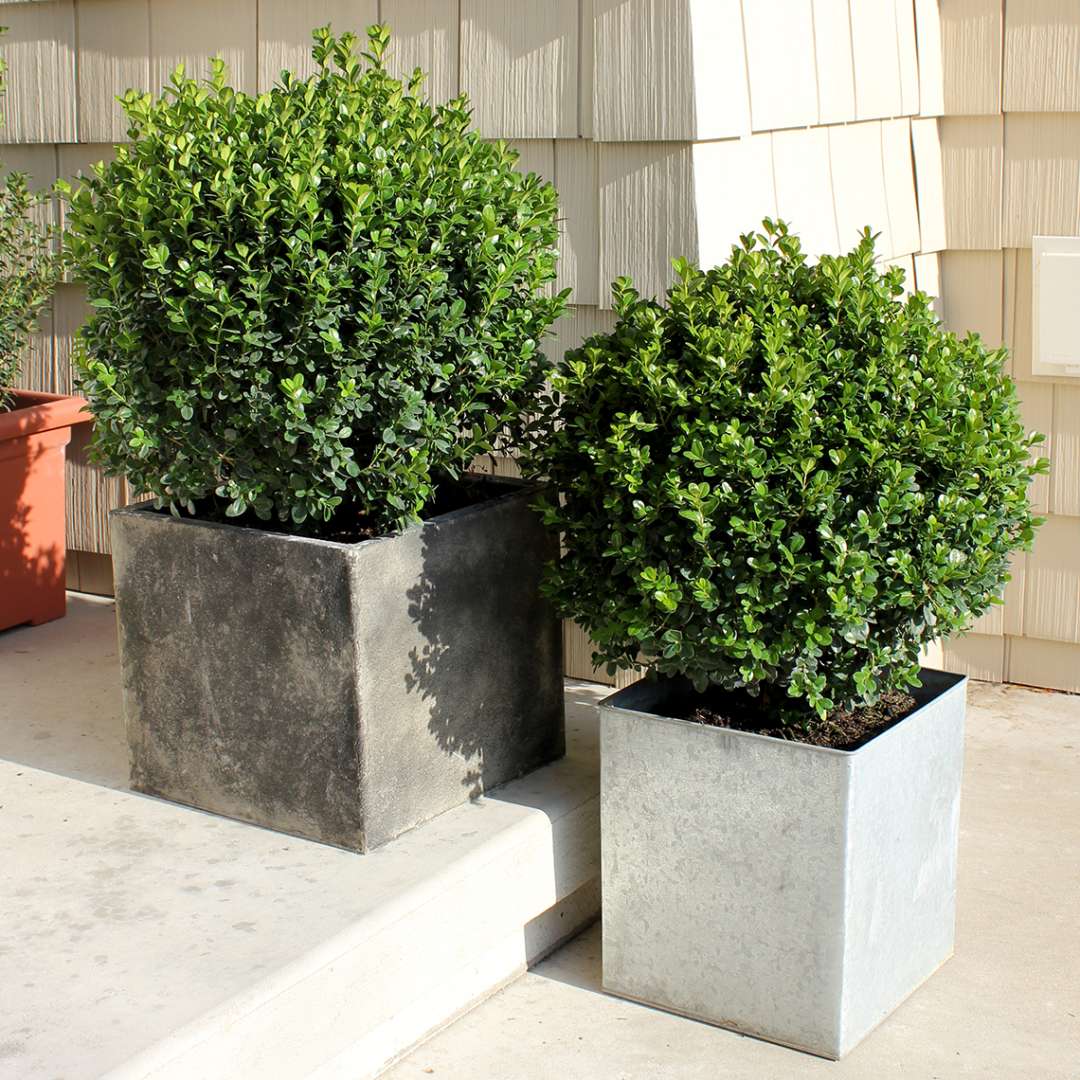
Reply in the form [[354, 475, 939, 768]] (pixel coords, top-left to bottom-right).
[[592, 0, 750, 142], [772, 127, 839, 259], [939, 0, 1002, 115], [554, 140, 600, 306], [598, 142, 696, 307], [1004, 0, 1080, 112], [1022, 515, 1080, 644], [812, 0, 856, 124], [743, 0, 818, 132], [460, 0, 578, 138], [1002, 113, 1080, 248], [258, 1, 378, 91], [150, 0, 257, 96], [0, 0, 76, 143], [76, 0, 149, 142], [381, 0, 459, 104], [939, 115, 1002, 249]]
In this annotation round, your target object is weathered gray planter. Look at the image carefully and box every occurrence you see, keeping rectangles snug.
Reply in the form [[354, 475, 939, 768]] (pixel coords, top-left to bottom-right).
[[111, 478, 565, 853], [600, 669, 966, 1059]]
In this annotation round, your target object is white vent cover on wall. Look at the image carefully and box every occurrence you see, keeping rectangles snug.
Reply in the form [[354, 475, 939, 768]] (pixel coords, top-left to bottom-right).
[[1033, 236, 1080, 377]]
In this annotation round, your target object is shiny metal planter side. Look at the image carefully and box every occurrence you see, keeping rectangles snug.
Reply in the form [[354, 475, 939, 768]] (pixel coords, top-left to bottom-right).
[[599, 669, 966, 1059]]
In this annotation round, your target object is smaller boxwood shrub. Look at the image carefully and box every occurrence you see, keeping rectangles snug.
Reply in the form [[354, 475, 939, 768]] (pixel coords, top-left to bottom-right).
[[0, 32, 59, 407], [61, 25, 565, 531], [527, 222, 1047, 722]]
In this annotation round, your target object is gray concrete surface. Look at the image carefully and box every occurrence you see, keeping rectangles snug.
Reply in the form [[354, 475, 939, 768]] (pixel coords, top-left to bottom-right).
[[386, 679, 1080, 1080], [0, 596, 601, 1079]]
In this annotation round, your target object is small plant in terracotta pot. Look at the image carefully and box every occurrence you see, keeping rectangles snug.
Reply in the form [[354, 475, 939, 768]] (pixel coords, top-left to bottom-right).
[[0, 33, 86, 631], [526, 221, 1047, 1057]]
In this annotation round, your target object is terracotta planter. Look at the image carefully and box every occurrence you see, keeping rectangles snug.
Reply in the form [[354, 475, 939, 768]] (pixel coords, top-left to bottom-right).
[[0, 389, 90, 632]]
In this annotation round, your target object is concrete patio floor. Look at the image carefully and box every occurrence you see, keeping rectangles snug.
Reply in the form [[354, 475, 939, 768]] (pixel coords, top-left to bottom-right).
[[2, 595, 1079, 1078], [387, 677, 1080, 1079]]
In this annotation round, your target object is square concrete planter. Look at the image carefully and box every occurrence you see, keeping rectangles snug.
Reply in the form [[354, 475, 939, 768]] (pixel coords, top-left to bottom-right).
[[600, 669, 966, 1059], [111, 478, 565, 852]]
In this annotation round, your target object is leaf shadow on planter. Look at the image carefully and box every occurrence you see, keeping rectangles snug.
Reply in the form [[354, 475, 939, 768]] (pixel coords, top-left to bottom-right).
[[402, 484, 567, 802]]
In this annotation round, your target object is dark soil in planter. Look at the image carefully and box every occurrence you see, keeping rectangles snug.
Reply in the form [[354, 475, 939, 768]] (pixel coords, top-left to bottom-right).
[[670, 686, 919, 751], [154, 474, 509, 544]]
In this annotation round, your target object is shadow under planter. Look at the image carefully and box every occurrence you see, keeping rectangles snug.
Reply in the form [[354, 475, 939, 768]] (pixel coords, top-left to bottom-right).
[[599, 669, 967, 1060], [110, 478, 565, 852]]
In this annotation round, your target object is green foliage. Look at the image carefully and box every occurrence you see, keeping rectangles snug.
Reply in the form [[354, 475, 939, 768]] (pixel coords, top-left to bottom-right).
[[527, 222, 1047, 719], [61, 25, 565, 530], [0, 27, 60, 407]]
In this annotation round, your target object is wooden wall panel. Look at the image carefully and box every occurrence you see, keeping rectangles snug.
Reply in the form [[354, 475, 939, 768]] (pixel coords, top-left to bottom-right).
[[0, 0, 76, 143], [1008, 634, 1080, 693], [76, 0, 149, 142], [939, 0, 1002, 115], [692, 135, 776, 271], [150, 0, 257, 96], [65, 421, 130, 553], [896, 0, 921, 116], [1004, 0, 1080, 112], [882, 118, 921, 257], [593, 0, 694, 141], [915, 0, 945, 116], [460, 0, 577, 138], [1051, 386, 1080, 517], [940, 632, 1006, 681], [812, 0, 856, 124], [592, 0, 749, 142], [381, 0, 459, 104], [829, 121, 892, 255], [742, 0, 818, 132], [1002, 113, 1080, 248], [912, 118, 947, 251], [1015, 380, 1053, 514], [598, 142, 696, 308], [939, 250, 1003, 345], [849, 0, 903, 121], [258, 0, 378, 91], [772, 127, 839, 259], [939, 115, 1002, 249], [913, 251, 943, 303], [554, 139, 600, 306], [1022, 515, 1080, 644], [51, 282, 88, 397]]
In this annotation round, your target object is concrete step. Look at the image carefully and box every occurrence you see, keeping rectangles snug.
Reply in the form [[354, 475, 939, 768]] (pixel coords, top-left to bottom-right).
[[0, 596, 604, 1080]]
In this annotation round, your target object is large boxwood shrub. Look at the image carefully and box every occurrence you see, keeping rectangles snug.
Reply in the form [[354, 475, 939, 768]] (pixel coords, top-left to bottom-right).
[[61, 26, 565, 530], [528, 222, 1046, 720]]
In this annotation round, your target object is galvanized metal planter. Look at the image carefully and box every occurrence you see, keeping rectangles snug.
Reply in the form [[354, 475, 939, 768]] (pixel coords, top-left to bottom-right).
[[600, 669, 967, 1059], [111, 477, 565, 853]]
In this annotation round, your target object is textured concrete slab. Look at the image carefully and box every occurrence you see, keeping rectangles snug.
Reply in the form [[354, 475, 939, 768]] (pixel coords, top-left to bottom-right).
[[0, 597, 602, 1080], [386, 679, 1080, 1080]]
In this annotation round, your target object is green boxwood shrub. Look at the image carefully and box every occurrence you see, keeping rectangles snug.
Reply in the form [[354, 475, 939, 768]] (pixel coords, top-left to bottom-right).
[[528, 222, 1046, 720], [61, 25, 565, 530]]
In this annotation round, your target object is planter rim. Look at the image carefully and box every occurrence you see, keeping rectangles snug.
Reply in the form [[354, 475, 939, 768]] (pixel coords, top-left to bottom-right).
[[0, 389, 91, 442], [110, 474, 545, 552], [599, 667, 967, 759]]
